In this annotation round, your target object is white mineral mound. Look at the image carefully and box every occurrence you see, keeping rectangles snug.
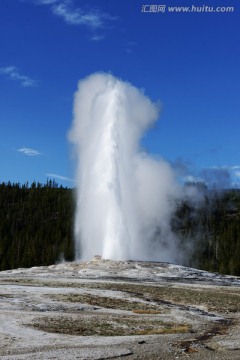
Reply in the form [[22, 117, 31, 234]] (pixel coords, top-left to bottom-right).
[[0, 260, 240, 360]]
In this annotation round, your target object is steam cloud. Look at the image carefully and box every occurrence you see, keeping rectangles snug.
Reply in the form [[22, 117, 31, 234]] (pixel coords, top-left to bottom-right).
[[69, 73, 182, 262]]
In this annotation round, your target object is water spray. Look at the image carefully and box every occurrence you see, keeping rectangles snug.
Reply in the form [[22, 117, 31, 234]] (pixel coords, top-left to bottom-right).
[[69, 73, 180, 262]]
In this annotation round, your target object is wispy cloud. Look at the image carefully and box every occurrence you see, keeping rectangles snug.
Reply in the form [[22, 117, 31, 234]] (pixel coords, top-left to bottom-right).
[[230, 165, 240, 171], [46, 173, 75, 183], [0, 66, 38, 87], [30, 0, 115, 29], [18, 147, 42, 156], [200, 167, 231, 188], [125, 41, 136, 54], [224, 165, 240, 185], [52, 3, 102, 28], [197, 165, 240, 188], [178, 162, 240, 188], [184, 175, 203, 183], [35, 0, 57, 4], [91, 34, 105, 42]]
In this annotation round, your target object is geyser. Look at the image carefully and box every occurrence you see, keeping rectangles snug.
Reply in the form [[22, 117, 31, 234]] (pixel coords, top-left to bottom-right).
[[69, 73, 180, 262]]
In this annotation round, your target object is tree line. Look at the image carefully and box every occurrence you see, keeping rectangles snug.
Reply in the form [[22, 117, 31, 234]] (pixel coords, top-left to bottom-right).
[[174, 184, 240, 276], [0, 181, 74, 270], [0, 181, 239, 275]]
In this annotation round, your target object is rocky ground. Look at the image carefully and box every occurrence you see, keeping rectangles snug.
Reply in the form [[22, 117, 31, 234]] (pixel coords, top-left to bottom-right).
[[0, 258, 240, 359]]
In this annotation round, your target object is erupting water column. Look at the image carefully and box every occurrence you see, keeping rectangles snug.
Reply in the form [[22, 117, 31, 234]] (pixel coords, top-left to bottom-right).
[[69, 73, 164, 261]]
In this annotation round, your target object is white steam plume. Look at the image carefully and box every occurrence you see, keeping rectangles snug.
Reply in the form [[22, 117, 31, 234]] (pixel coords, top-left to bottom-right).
[[69, 73, 181, 262]]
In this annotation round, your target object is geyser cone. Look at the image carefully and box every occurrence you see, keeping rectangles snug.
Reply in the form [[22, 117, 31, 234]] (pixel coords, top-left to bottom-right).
[[69, 73, 179, 262]]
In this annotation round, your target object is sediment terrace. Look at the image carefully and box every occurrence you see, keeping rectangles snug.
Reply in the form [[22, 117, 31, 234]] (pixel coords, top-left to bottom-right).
[[0, 259, 240, 359]]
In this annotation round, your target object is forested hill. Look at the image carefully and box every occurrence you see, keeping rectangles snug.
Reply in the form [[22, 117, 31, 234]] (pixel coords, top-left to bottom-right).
[[175, 186, 240, 276], [0, 181, 240, 276], [0, 181, 74, 270]]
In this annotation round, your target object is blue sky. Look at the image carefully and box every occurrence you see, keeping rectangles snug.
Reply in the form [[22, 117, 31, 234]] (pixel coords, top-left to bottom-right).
[[0, 0, 239, 188]]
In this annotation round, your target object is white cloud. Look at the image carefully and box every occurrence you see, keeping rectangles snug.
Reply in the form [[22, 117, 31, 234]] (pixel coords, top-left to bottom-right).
[[35, 0, 57, 4], [184, 175, 203, 183], [30, 0, 114, 29], [230, 165, 240, 170], [46, 173, 75, 183], [197, 164, 240, 188], [52, 3, 102, 28], [207, 165, 240, 171], [91, 34, 105, 42], [18, 147, 42, 156], [0, 66, 38, 87]]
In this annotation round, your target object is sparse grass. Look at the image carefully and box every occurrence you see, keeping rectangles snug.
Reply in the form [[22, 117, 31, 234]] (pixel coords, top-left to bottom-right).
[[2, 276, 240, 313], [51, 293, 163, 313], [30, 315, 191, 337], [72, 282, 240, 314], [64, 282, 238, 314], [136, 324, 190, 335], [2, 270, 240, 346]]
